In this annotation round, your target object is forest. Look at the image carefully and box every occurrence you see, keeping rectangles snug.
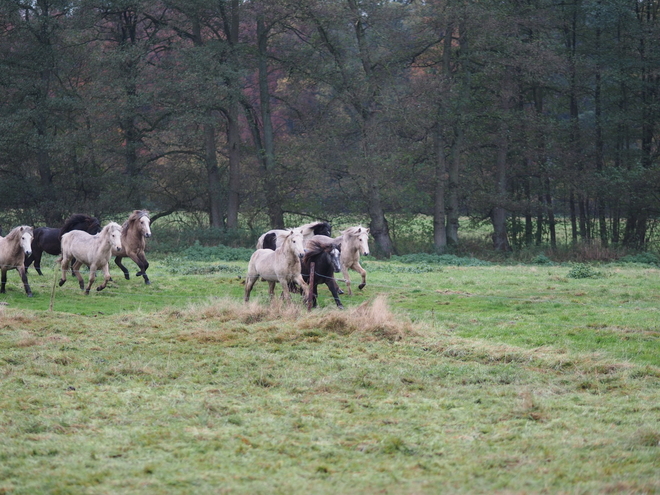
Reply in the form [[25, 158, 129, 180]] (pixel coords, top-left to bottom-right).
[[1, 0, 659, 256]]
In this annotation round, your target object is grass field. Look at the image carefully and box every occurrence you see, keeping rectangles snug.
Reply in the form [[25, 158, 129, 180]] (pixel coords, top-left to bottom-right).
[[1, 253, 659, 494]]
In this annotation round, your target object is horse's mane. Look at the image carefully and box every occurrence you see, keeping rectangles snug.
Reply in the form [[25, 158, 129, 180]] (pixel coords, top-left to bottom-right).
[[342, 226, 367, 236], [4, 225, 32, 242], [60, 214, 101, 237], [123, 210, 150, 232], [302, 239, 337, 264], [299, 221, 331, 237]]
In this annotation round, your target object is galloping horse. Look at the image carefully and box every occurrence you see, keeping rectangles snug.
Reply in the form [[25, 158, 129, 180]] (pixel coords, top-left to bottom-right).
[[114, 210, 152, 285], [59, 222, 122, 294], [244, 229, 308, 303], [0, 226, 34, 297], [257, 221, 331, 250], [313, 226, 370, 296], [25, 214, 101, 275], [300, 239, 343, 309]]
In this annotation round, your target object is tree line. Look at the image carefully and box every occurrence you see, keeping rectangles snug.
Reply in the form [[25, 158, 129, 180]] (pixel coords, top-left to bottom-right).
[[1, 0, 658, 256]]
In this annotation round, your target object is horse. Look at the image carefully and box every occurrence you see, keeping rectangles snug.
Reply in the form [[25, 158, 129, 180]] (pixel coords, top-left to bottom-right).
[[300, 239, 343, 309], [25, 214, 102, 276], [257, 221, 332, 250], [313, 226, 370, 296], [244, 229, 309, 303], [58, 222, 123, 295], [0, 226, 34, 297], [114, 210, 152, 285]]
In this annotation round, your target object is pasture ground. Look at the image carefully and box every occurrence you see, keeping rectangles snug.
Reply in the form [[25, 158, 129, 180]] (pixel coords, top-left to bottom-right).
[[1, 255, 659, 494]]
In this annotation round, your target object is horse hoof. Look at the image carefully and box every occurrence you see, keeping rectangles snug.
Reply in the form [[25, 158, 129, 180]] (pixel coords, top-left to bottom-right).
[[36, 271, 43, 276], [145, 280, 151, 285], [124, 274, 130, 280], [338, 304, 344, 309], [58, 279, 66, 287], [27, 293, 33, 298], [358, 283, 366, 290], [84, 290, 90, 295], [135, 271, 143, 277], [337, 289, 344, 295]]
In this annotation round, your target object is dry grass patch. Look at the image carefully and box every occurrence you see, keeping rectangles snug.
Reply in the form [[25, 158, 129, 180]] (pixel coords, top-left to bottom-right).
[[176, 295, 415, 343]]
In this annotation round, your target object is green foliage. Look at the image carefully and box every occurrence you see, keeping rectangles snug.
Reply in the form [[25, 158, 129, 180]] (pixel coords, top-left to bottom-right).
[[567, 263, 603, 279], [619, 252, 660, 266], [181, 241, 253, 262], [391, 253, 491, 267], [532, 253, 554, 265]]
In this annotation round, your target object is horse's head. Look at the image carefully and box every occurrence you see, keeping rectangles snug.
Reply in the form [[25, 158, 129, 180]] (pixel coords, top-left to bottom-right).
[[19, 227, 33, 257], [139, 214, 152, 238], [285, 229, 306, 259], [329, 244, 342, 273], [358, 228, 370, 256], [105, 222, 123, 252]]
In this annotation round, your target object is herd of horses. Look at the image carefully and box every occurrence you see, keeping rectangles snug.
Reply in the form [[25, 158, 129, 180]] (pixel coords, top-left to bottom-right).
[[0, 214, 370, 309], [0, 211, 151, 297], [246, 221, 371, 308]]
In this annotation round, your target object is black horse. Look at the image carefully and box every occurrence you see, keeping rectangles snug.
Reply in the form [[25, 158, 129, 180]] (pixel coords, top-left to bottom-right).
[[25, 214, 102, 275], [300, 239, 344, 309]]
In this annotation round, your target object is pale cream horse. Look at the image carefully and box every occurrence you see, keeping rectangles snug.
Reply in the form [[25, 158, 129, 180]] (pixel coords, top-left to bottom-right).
[[323, 226, 370, 296], [59, 222, 123, 294], [0, 226, 33, 297], [244, 229, 309, 303]]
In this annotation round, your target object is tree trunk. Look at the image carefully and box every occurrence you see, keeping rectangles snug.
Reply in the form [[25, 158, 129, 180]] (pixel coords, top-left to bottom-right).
[[204, 122, 223, 229], [491, 132, 511, 251], [367, 176, 394, 257], [433, 124, 448, 253], [257, 16, 284, 229], [491, 74, 511, 252], [446, 127, 461, 246], [225, 0, 241, 230]]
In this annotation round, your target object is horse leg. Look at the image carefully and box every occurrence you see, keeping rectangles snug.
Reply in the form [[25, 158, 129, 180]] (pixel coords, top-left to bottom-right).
[[115, 256, 130, 280], [269, 280, 278, 300], [326, 279, 344, 309], [244, 274, 258, 302], [292, 274, 309, 302], [18, 266, 32, 297], [84, 263, 96, 295], [33, 248, 44, 276], [59, 256, 70, 287], [96, 263, 111, 292], [340, 266, 352, 296], [355, 263, 367, 290], [71, 261, 85, 292], [0, 268, 6, 293], [134, 253, 150, 284]]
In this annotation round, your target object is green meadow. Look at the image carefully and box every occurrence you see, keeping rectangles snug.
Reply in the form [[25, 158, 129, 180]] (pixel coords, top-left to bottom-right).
[[1, 252, 659, 494]]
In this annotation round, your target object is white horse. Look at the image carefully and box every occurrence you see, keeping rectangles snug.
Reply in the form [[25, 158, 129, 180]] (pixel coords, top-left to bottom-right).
[[244, 229, 309, 303], [313, 226, 370, 296], [0, 226, 33, 297], [256, 221, 332, 250], [59, 222, 123, 294]]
